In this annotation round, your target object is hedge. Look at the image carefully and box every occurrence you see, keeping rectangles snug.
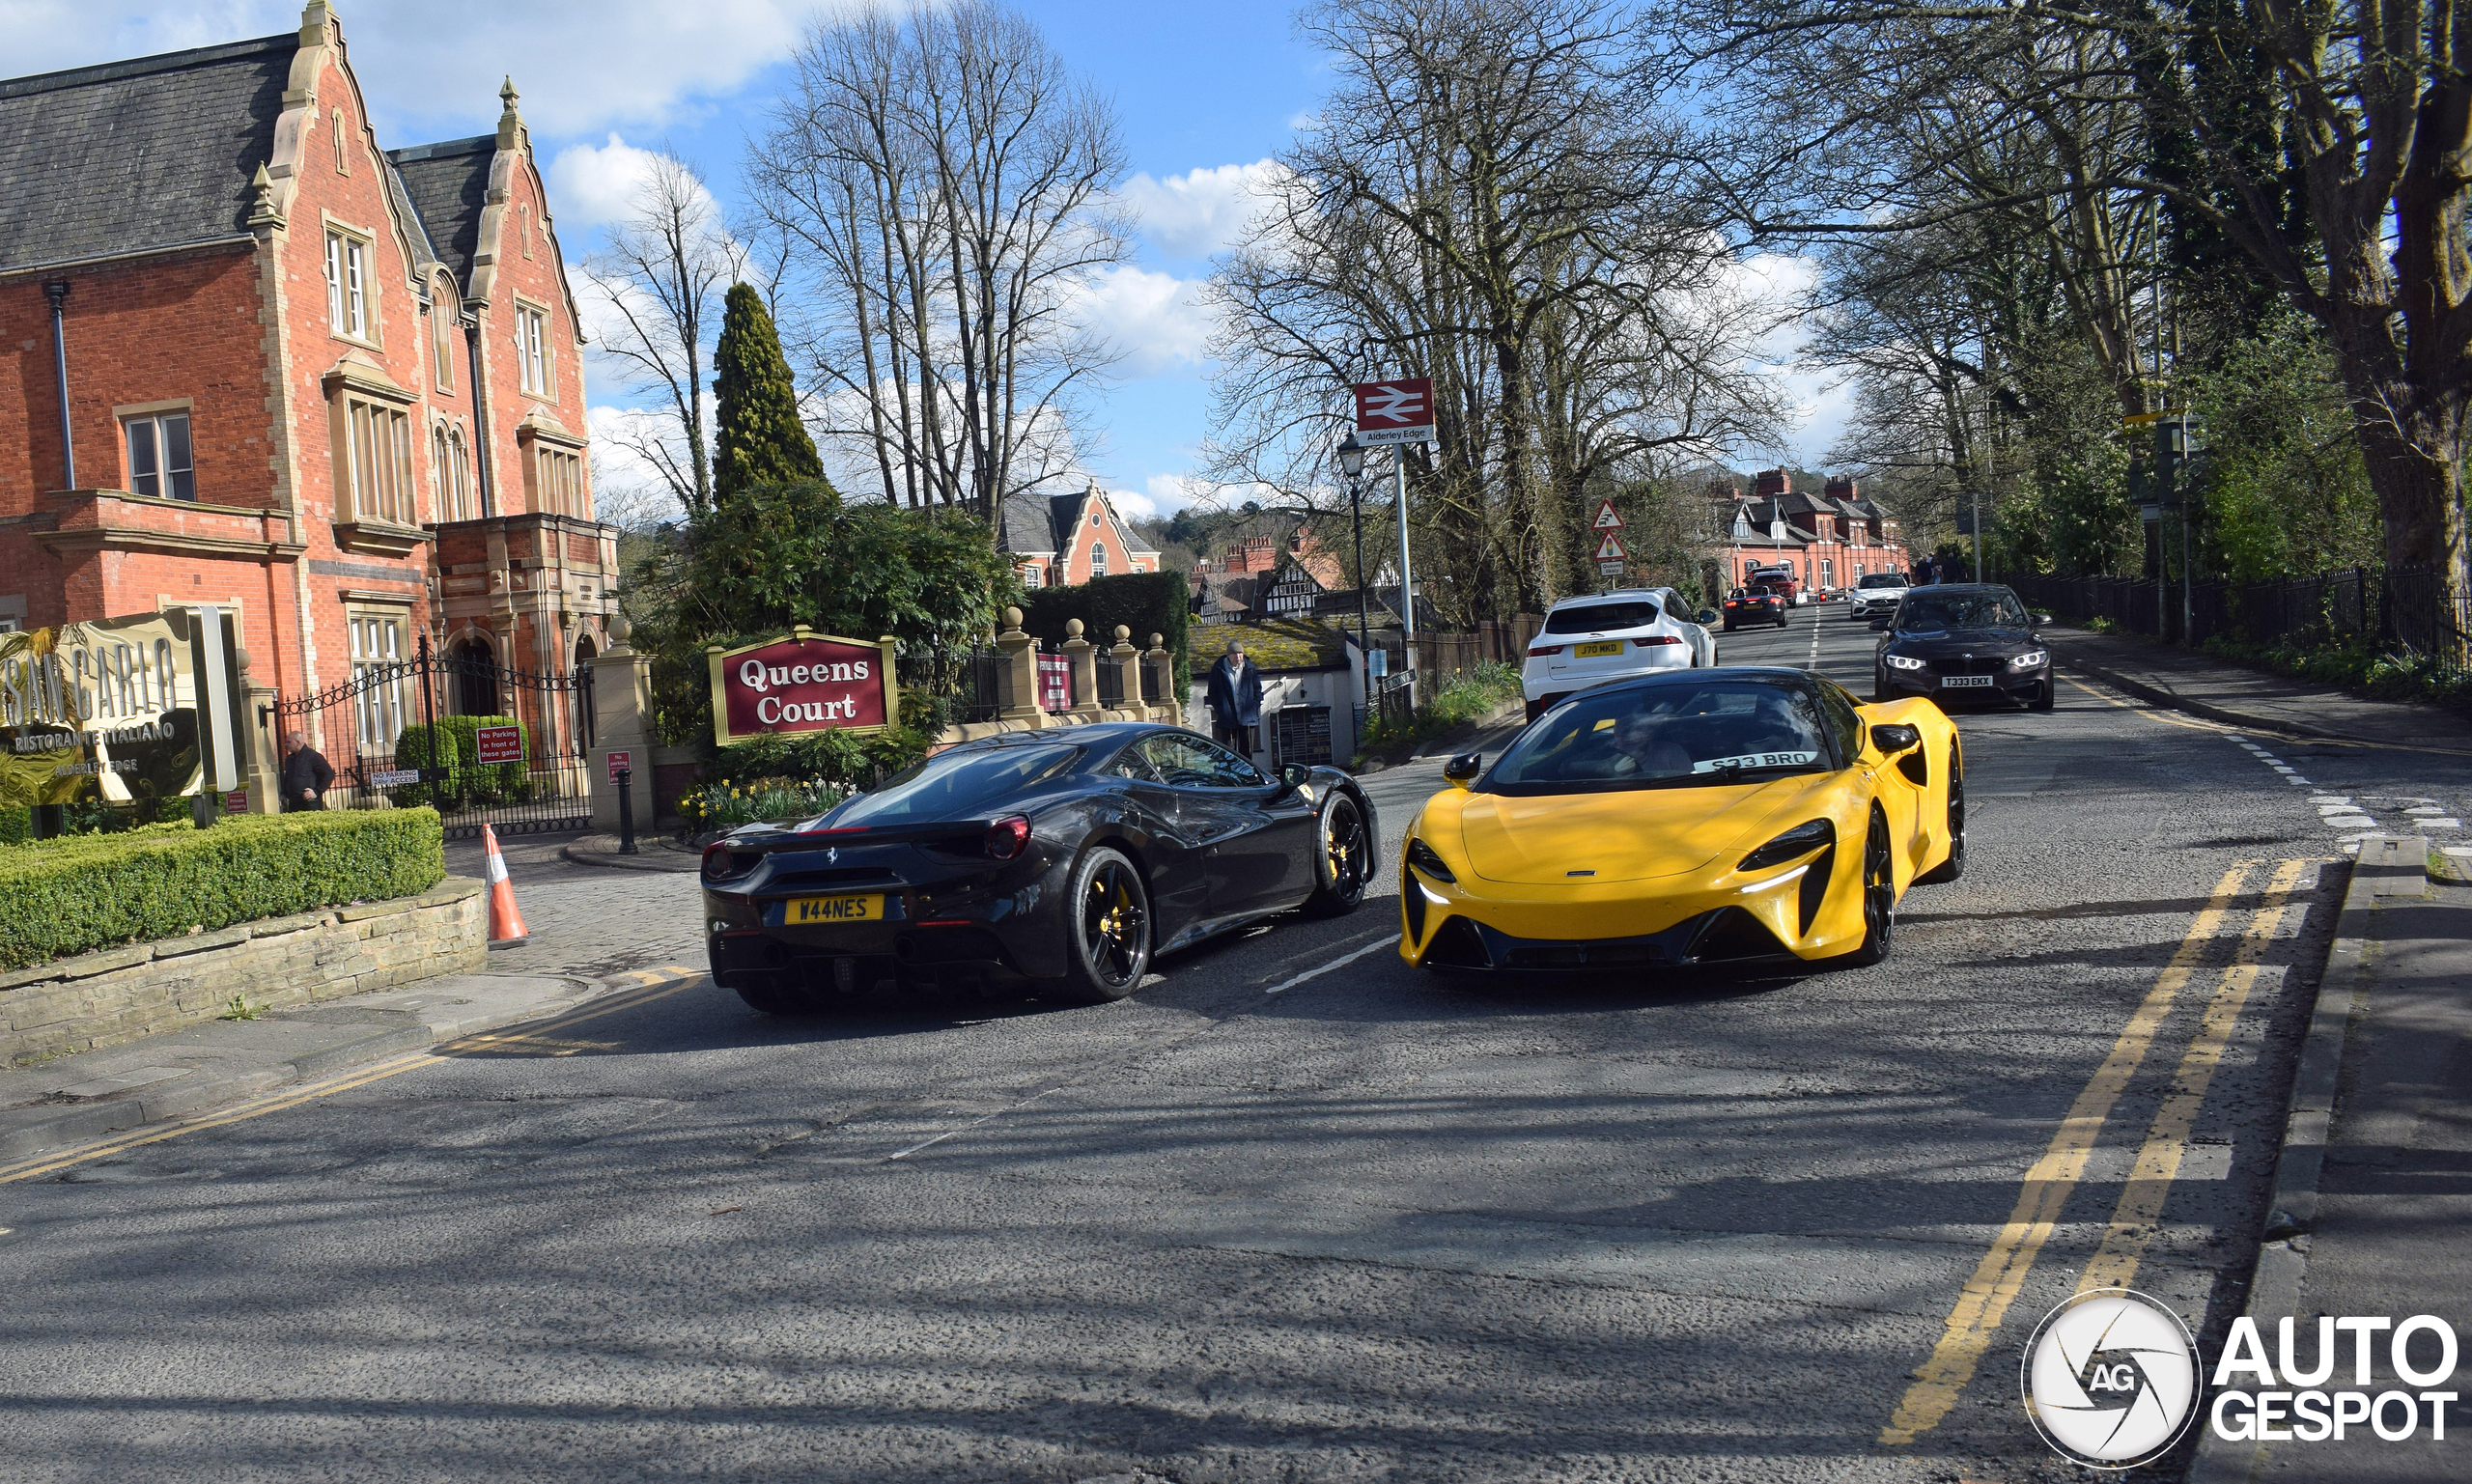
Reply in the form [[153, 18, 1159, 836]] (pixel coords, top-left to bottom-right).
[[0, 808, 446, 972], [1020, 570, 1190, 667], [393, 715, 530, 808]]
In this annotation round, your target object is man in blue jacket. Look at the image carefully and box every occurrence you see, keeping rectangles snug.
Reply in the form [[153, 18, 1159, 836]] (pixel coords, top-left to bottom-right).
[[1205, 639, 1264, 761]]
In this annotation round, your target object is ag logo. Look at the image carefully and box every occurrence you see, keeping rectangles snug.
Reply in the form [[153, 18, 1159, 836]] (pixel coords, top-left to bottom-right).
[[2021, 1288, 2202, 1469]]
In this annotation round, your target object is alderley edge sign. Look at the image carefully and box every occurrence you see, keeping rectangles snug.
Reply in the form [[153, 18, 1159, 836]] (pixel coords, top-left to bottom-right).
[[707, 629, 899, 745], [0, 607, 248, 809]]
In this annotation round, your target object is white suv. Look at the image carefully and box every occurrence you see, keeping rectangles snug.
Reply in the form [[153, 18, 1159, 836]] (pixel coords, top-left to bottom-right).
[[1521, 588, 1719, 722], [1846, 572, 1911, 621]]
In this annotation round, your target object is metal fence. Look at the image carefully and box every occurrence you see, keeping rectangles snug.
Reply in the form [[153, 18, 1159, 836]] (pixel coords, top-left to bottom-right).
[[2000, 564, 2470, 673], [272, 636, 592, 838], [900, 644, 1005, 726]]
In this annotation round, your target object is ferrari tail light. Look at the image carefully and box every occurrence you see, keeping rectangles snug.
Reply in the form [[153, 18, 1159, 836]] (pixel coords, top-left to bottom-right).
[[985, 814, 1032, 860], [702, 841, 751, 881], [1527, 644, 1563, 657]]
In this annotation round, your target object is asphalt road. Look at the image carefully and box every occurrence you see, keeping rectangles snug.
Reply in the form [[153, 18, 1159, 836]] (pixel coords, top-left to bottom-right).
[[8, 604, 2464, 1482]]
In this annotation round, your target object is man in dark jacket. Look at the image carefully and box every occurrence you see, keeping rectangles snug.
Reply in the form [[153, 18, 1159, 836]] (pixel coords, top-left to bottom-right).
[[281, 730, 334, 811], [1204, 639, 1264, 761]]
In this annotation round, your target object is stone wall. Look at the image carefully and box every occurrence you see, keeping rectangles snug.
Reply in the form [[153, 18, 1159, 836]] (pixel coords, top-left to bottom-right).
[[1, 876, 487, 1067]]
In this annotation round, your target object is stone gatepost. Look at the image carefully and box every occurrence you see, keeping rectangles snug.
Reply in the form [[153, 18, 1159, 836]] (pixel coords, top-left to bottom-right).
[[995, 606, 1044, 726], [1062, 619, 1103, 722], [1142, 633, 1182, 725], [587, 611, 658, 835], [236, 648, 281, 815], [1109, 625, 1143, 718]]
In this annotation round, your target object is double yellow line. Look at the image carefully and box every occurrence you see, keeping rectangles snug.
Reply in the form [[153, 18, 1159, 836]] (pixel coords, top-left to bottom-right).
[[0, 966, 706, 1189], [1879, 858, 2313, 1445]]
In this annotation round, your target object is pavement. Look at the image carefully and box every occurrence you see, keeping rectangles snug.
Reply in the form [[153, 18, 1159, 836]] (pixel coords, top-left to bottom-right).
[[2190, 832, 2472, 1484], [2, 611, 2468, 1480], [2043, 624, 2472, 751]]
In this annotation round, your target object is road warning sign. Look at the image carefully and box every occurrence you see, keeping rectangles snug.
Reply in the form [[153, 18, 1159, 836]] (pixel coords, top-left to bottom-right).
[[1592, 500, 1624, 529], [1593, 531, 1626, 562]]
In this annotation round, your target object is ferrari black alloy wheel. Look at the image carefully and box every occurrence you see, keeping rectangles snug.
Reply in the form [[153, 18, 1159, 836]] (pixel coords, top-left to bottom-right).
[[1838, 811, 1896, 966], [1306, 792, 1370, 917], [1916, 752, 1965, 884], [1059, 847, 1151, 1003]]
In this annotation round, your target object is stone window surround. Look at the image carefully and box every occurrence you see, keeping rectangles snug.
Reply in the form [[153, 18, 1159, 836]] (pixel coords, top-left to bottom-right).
[[512, 295, 553, 401], [112, 398, 199, 503], [322, 211, 382, 350]]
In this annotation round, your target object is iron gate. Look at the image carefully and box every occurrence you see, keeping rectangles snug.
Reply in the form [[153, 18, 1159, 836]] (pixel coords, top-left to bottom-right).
[[272, 634, 593, 839]]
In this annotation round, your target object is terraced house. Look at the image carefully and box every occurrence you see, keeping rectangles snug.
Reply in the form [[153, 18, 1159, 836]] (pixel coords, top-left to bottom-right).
[[0, 2, 614, 749]]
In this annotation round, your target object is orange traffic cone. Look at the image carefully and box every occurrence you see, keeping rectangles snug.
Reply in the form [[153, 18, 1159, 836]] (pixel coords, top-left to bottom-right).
[[481, 823, 529, 947]]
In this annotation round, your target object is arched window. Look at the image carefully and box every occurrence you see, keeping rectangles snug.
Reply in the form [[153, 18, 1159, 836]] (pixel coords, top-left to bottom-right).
[[447, 429, 471, 520], [1089, 543, 1107, 577]]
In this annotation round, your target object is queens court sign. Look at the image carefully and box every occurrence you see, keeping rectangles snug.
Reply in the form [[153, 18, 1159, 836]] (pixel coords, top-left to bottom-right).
[[706, 628, 901, 744]]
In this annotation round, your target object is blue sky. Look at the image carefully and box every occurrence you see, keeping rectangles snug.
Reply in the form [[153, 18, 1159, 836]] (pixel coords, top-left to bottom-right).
[[13, 0, 1841, 519]]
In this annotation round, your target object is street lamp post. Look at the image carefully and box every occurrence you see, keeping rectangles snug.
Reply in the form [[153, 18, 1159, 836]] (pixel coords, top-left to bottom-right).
[[1338, 433, 1372, 707]]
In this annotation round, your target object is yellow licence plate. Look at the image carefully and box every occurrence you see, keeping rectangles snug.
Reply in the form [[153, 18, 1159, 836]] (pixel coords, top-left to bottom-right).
[[787, 894, 883, 924], [1573, 640, 1625, 658]]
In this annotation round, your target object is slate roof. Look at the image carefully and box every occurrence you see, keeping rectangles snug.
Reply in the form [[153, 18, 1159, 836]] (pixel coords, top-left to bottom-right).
[[385, 134, 494, 293], [0, 35, 297, 275], [998, 487, 1163, 558]]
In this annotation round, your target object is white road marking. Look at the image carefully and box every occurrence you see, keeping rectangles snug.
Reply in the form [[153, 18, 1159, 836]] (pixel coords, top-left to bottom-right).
[[885, 1087, 1061, 1162], [1263, 935, 1397, 994]]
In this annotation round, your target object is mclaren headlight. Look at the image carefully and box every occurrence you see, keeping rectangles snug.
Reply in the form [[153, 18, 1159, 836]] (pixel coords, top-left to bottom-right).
[[1738, 819, 1835, 873], [1883, 653, 1926, 671], [1405, 836, 1457, 883], [2008, 649, 2049, 670]]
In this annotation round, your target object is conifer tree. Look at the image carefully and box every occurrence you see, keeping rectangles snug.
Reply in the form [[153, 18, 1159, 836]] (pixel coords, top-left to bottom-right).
[[711, 282, 822, 500]]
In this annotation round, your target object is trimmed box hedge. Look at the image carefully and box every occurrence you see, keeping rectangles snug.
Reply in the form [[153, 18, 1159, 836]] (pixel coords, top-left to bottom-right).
[[0, 808, 446, 972], [393, 715, 531, 808]]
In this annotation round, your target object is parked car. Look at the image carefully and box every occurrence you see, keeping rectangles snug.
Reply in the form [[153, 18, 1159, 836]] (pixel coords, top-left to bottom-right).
[[1522, 588, 1720, 722], [1847, 572, 1911, 621]]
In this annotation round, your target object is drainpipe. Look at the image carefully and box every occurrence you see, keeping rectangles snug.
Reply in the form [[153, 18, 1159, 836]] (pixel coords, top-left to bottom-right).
[[42, 281, 75, 490], [464, 309, 496, 518]]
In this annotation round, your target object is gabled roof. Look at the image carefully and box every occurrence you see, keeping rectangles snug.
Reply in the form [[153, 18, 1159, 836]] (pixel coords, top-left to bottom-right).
[[999, 486, 1161, 560], [385, 134, 494, 294], [0, 35, 297, 274]]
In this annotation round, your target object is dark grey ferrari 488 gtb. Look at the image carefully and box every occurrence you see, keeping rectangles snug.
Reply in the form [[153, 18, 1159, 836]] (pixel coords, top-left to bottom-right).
[[701, 722, 1376, 1011]]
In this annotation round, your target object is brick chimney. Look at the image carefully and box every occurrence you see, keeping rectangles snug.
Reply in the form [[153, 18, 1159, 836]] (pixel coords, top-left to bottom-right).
[[1825, 475, 1858, 502], [1754, 468, 1789, 498]]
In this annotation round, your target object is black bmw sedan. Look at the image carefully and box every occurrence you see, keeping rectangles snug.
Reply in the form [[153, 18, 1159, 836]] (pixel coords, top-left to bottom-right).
[[701, 722, 1376, 1012], [1871, 583, 2055, 711]]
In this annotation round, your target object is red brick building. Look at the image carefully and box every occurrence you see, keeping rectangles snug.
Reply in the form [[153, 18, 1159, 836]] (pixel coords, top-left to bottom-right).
[[1711, 471, 1910, 593], [0, 4, 612, 752], [997, 485, 1160, 589]]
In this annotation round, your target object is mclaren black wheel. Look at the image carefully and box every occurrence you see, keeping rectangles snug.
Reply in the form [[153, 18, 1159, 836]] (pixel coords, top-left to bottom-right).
[[1834, 811, 1896, 966], [1055, 847, 1151, 1004], [1304, 790, 1371, 917], [1915, 751, 1966, 884]]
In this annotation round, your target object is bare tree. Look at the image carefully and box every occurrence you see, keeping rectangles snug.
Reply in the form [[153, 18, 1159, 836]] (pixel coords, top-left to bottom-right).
[[578, 151, 741, 520], [747, 0, 1132, 518]]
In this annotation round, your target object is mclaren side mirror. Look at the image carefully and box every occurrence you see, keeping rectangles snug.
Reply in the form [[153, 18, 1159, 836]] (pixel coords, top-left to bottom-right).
[[1697, 608, 1720, 626], [1442, 751, 1484, 788], [1869, 722, 1923, 756]]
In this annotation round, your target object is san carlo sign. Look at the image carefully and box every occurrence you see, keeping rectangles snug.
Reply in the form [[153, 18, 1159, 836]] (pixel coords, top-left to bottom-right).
[[706, 628, 900, 745], [0, 607, 247, 810]]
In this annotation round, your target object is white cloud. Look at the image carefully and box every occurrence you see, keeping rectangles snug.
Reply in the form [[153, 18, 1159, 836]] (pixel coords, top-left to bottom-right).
[[5, 1, 818, 138], [1117, 159, 1286, 260], [1072, 265, 1217, 376], [549, 134, 688, 229], [586, 404, 690, 528]]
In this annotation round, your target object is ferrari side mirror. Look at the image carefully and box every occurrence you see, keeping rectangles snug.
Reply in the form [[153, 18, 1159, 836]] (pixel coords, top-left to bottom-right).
[[1868, 722, 1923, 755], [1278, 763, 1313, 794], [1442, 751, 1484, 788]]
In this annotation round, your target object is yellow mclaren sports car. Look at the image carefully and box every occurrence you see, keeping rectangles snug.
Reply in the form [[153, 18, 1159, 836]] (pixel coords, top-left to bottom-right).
[[1396, 666, 1962, 972]]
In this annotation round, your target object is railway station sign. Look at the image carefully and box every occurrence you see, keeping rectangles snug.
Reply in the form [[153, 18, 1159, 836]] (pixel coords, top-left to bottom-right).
[[1353, 378, 1434, 445], [708, 629, 901, 744]]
